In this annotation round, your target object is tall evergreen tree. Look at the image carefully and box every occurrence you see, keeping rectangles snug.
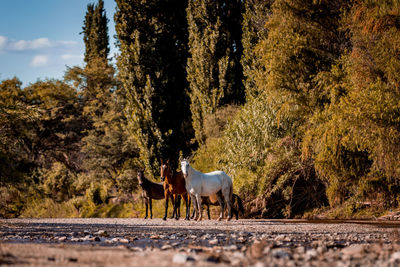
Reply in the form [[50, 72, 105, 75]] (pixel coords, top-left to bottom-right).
[[241, 0, 273, 99], [66, 0, 138, 189], [115, 0, 191, 177], [186, 0, 244, 144], [82, 0, 109, 66]]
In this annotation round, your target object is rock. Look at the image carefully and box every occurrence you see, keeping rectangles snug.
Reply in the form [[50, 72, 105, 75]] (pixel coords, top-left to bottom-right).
[[341, 244, 365, 258], [317, 245, 327, 254], [295, 246, 305, 254], [119, 238, 129, 243], [58, 236, 67, 241], [305, 249, 318, 261], [224, 245, 238, 251], [209, 239, 218, 245], [172, 253, 194, 263], [272, 249, 292, 259], [95, 230, 109, 237], [391, 252, 400, 261], [274, 235, 285, 241], [161, 245, 172, 250]]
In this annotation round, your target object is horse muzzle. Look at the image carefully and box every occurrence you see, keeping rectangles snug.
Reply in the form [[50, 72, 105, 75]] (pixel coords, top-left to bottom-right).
[[160, 176, 165, 182]]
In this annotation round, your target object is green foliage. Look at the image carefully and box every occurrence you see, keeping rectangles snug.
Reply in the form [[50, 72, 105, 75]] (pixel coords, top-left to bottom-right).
[[82, 0, 109, 65], [303, 1, 400, 207], [115, 0, 192, 177], [187, 0, 244, 144], [241, 0, 272, 99], [40, 162, 77, 202]]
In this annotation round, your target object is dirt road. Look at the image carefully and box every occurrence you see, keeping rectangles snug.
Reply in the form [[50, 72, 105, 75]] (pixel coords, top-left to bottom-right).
[[1, 218, 400, 266]]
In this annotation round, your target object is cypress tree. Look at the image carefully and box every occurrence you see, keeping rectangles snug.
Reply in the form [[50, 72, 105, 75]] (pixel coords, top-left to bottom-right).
[[82, 0, 109, 66], [241, 0, 273, 99], [115, 0, 190, 176], [186, 0, 244, 144]]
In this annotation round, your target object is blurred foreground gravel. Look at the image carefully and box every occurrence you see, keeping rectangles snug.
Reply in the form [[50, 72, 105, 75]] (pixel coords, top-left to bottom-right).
[[1, 218, 400, 266]]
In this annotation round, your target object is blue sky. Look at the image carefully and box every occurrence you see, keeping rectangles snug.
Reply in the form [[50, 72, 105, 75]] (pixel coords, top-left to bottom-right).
[[0, 0, 117, 87]]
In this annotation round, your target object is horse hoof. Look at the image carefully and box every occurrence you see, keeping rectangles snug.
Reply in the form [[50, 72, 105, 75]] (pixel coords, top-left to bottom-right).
[[217, 217, 222, 221], [162, 217, 167, 221], [226, 216, 232, 222]]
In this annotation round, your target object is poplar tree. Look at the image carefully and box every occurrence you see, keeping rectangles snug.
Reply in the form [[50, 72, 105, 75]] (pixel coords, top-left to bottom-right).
[[82, 0, 109, 66], [66, 0, 138, 188], [241, 0, 272, 99], [186, 0, 244, 144], [115, 0, 190, 177]]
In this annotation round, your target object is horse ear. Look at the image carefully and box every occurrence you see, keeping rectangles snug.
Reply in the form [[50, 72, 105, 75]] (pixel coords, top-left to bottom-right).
[[160, 159, 163, 164], [166, 159, 169, 164]]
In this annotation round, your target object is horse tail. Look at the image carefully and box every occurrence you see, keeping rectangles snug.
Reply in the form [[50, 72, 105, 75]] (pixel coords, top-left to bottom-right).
[[233, 194, 245, 215]]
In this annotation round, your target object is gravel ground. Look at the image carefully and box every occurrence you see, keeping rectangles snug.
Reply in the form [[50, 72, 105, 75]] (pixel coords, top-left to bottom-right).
[[1, 218, 400, 266]]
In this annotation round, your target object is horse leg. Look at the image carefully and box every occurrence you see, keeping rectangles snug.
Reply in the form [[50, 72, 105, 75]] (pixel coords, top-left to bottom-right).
[[144, 198, 148, 219], [216, 192, 224, 221], [196, 194, 203, 221], [163, 193, 169, 221], [185, 194, 190, 220], [223, 189, 232, 222], [232, 196, 239, 220], [149, 198, 153, 219], [176, 195, 181, 220], [206, 203, 211, 220], [190, 193, 198, 220]]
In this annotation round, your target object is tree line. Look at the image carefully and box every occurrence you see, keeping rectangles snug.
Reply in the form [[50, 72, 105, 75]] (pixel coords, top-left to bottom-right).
[[1, 0, 400, 219]]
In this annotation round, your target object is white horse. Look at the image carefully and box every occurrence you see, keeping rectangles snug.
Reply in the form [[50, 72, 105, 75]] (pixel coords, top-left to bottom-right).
[[180, 158, 233, 221]]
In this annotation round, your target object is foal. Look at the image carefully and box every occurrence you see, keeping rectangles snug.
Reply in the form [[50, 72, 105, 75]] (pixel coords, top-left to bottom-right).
[[192, 192, 245, 220], [137, 170, 170, 219], [160, 159, 190, 220]]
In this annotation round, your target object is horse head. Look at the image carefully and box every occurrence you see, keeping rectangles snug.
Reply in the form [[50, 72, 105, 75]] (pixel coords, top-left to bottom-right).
[[137, 170, 145, 186], [180, 157, 190, 179], [160, 159, 172, 182]]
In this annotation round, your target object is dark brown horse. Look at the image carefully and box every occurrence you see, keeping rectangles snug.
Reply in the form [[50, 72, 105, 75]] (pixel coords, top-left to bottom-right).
[[160, 159, 191, 220], [192, 192, 244, 220], [137, 170, 174, 219]]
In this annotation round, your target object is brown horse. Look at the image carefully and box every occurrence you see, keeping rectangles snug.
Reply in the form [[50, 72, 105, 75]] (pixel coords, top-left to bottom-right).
[[160, 159, 191, 220], [191, 192, 244, 220], [136, 170, 174, 219]]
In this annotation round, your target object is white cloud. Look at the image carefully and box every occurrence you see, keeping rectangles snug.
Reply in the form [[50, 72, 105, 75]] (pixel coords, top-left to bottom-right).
[[31, 55, 49, 67], [11, 37, 52, 51], [61, 54, 83, 60], [0, 36, 78, 52], [0, 36, 8, 50]]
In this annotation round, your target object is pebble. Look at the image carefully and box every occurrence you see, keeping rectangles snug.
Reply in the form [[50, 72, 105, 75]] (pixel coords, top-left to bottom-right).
[[209, 239, 218, 245], [172, 253, 194, 263]]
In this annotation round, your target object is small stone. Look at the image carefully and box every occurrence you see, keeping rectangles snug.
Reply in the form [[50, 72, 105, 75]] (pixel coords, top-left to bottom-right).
[[172, 253, 194, 263], [272, 249, 292, 259], [209, 239, 219, 245], [96, 230, 109, 237], [391, 252, 400, 261], [317, 245, 327, 254], [161, 245, 172, 250], [58, 236, 67, 241], [341, 244, 365, 258], [274, 235, 285, 241], [224, 245, 238, 251], [119, 238, 129, 243], [295, 246, 305, 254], [305, 249, 318, 261], [94, 236, 101, 242]]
